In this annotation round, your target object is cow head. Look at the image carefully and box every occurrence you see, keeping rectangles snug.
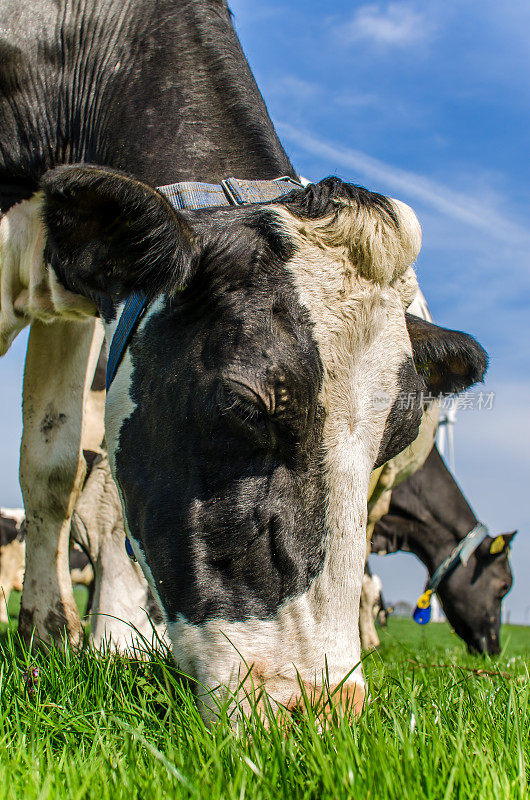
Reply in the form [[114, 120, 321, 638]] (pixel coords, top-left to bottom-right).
[[439, 531, 516, 655], [40, 165, 487, 719]]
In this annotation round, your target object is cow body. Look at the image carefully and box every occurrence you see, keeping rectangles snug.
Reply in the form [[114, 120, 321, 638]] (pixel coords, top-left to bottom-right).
[[371, 445, 515, 654], [0, 0, 488, 718]]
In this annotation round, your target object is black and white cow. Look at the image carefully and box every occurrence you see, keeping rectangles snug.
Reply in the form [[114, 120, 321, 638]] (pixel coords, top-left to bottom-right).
[[0, 0, 487, 718], [371, 445, 515, 654]]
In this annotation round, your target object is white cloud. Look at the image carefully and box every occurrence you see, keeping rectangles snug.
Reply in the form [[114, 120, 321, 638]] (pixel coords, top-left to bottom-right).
[[337, 2, 434, 48], [269, 76, 321, 101], [333, 92, 380, 109], [276, 122, 530, 247]]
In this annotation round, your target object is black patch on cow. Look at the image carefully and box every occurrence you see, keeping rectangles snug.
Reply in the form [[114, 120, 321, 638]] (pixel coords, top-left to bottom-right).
[[42, 165, 198, 300], [0, 513, 24, 547], [40, 408, 67, 444], [244, 209, 296, 263], [112, 221, 327, 625], [374, 357, 424, 469], [0, 176, 38, 214], [0, 0, 295, 199], [406, 314, 488, 395]]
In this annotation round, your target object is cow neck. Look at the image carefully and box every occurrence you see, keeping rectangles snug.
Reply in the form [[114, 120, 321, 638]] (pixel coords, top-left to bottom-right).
[[400, 450, 478, 569], [393, 508, 478, 578], [78, 0, 296, 186], [138, 1, 297, 185]]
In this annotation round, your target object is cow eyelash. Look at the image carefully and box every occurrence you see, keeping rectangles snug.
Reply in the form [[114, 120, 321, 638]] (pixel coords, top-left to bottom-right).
[[225, 391, 263, 422], [218, 383, 273, 444]]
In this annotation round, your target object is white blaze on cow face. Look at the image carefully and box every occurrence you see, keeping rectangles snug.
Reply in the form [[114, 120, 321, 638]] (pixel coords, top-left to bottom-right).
[[0, 194, 96, 354]]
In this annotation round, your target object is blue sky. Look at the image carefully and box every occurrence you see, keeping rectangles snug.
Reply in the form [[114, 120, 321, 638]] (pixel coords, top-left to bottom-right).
[[1, 1, 529, 624]]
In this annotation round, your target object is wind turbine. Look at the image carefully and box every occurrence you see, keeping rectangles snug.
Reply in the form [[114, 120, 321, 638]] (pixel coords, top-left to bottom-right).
[[437, 403, 457, 473]]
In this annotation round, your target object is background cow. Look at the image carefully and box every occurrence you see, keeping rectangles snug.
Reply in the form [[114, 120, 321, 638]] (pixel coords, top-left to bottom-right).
[[0, 0, 487, 718], [370, 445, 515, 654], [0, 508, 25, 623]]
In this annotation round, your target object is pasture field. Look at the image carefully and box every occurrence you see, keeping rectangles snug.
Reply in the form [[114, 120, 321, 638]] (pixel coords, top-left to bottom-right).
[[0, 593, 529, 800]]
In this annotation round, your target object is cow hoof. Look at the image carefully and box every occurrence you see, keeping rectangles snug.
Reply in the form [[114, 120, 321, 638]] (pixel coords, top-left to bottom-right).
[[18, 603, 83, 650]]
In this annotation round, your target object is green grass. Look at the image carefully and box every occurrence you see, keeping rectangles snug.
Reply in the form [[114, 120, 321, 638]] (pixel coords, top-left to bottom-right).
[[0, 595, 529, 799]]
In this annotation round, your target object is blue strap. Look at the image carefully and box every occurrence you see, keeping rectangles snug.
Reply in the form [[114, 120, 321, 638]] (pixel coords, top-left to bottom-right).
[[427, 522, 489, 593], [157, 181, 230, 210], [105, 291, 150, 391], [157, 175, 301, 210], [221, 176, 302, 205]]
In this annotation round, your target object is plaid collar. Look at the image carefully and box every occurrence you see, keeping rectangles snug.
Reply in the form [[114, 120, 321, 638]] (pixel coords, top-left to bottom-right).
[[412, 522, 490, 624], [105, 176, 301, 392]]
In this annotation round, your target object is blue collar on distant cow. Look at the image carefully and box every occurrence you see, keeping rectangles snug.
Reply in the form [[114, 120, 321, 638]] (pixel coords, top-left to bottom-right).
[[413, 522, 490, 624], [105, 175, 302, 393]]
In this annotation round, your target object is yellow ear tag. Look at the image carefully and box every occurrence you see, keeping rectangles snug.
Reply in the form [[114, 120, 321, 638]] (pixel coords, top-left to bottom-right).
[[416, 590, 433, 609], [490, 535, 505, 555]]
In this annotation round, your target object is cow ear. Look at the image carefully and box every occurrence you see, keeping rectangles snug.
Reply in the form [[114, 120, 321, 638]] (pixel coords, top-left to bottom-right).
[[41, 165, 198, 299], [477, 531, 517, 559], [405, 313, 488, 395]]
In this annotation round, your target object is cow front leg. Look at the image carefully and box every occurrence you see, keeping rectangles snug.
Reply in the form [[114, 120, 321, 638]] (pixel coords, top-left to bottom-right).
[[359, 569, 381, 651], [71, 451, 168, 653], [19, 318, 104, 647]]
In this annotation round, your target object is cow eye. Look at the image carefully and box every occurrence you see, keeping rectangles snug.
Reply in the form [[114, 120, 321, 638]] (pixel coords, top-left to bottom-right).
[[218, 380, 273, 446]]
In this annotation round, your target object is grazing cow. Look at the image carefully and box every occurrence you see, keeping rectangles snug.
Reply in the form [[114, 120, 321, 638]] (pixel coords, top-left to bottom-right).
[[371, 445, 515, 654], [0, 0, 487, 718]]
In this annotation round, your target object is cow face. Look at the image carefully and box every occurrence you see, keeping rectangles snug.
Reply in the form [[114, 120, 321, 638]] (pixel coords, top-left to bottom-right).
[[40, 166, 487, 718], [439, 532, 516, 655]]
